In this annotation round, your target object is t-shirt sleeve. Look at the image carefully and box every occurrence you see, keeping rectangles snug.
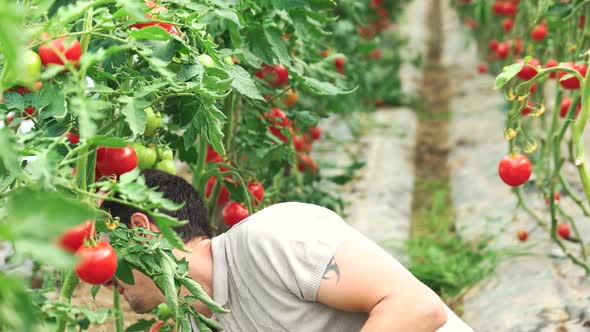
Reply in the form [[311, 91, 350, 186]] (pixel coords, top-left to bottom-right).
[[244, 203, 356, 302]]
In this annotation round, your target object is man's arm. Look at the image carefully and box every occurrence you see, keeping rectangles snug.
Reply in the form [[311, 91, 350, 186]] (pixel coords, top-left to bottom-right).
[[316, 237, 448, 332]]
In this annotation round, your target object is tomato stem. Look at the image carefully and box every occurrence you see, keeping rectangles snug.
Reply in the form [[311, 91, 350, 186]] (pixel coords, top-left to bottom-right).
[[113, 285, 124, 332], [53, 270, 80, 332], [193, 127, 208, 193]]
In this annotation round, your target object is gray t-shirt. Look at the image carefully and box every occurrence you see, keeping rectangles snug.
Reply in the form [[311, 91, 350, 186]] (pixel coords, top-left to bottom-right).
[[195, 202, 368, 331]]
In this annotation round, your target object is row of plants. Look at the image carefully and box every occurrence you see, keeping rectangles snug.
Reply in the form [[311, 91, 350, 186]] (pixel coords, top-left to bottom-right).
[[453, 0, 590, 274], [0, 0, 408, 331]]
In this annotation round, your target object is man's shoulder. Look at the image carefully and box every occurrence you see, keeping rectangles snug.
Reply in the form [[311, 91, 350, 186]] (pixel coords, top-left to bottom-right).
[[227, 202, 344, 237]]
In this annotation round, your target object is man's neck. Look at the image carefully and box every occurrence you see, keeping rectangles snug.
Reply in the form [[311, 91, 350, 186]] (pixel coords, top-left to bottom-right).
[[174, 237, 215, 317]]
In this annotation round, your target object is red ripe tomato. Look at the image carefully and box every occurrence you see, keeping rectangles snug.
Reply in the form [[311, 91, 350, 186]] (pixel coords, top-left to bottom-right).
[[247, 182, 264, 206], [463, 17, 477, 29], [529, 82, 537, 93], [545, 59, 559, 79], [265, 108, 291, 142], [377, 8, 389, 19], [293, 135, 305, 152], [95, 146, 138, 177], [255, 64, 289, 87], [502, 18, 514, 31], [559, 98, 581, 119], [310, 126, 322, 140], [75, 241, 117, 285], [371, 0, 383, 8], [149, 321, 165, 332], [492, 1, 503, 15], [67, 132, 80, 144], [358, 25, 376, 39], [488, 39, 499, 51], [222, 202, 249, 227], [38, 37, 82, 66], [495, 42, 510, 59], [521, 100, 534, 116], [23, 106, 36, 118], [206, 145, 222, 163], [557, 223, 571, 239], [512, 37, 523, 56], [531, 24, 547, 41], [516, 58, 540, 80], [502, 2, 517, 15], [130, 22, 180, 36], [477, 63, 488, 74], [320, 49, 330, 58], [58, 221, 95, 253], [370, 49, 382, 60], [517, 229, 528, 242], [205, 176, 231, 206], [580, 15, 586, 29], [558, 63, 587, 90], [545, 192, 561, 205], [298, 154, 319, 173], [334, 57, 346, 74], [498, 154, 532, 187]]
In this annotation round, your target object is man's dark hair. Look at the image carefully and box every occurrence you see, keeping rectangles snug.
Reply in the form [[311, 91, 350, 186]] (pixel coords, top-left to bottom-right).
[[101, 169, 212, 241]]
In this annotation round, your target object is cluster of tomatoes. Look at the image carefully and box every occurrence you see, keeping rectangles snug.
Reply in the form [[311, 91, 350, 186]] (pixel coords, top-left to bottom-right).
[[3, 35, 82, 127]]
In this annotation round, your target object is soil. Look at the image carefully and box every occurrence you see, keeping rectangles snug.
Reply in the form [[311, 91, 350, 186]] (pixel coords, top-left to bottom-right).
[[410, 0, 455, 238]]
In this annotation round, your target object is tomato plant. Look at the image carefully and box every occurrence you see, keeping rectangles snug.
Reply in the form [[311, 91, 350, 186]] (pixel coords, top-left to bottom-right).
[[454, 0, 590, 273], [0, 0, 407, 330]]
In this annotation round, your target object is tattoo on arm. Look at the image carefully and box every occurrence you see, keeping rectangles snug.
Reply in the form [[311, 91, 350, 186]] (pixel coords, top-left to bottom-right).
[[322, 256, 341, 283]]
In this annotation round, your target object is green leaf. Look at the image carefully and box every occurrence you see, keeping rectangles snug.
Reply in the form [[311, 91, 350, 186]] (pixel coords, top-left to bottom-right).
[[214, 8, 241, 27], [90, 285, 101, 301], [3, 187, 97, 240], [3, 92, 24, 110], [0, 128, 22, 176], [229, 65, 264, 100], [88, 136, 129, 147], [117, 0, 150, 21], [120, 96, 149, 137], [115, 259, 135, 285], [13, 238, 75, 269], [246, 25, 275, 64], [294, 111, 320, 126], [181, 278, 229, 313], [203, 104, 226, 156], [269, 0, 309, 10], [129, 25, 173, 41], [159, 251, 179, 316], [264, 27, 291, 66], [0, 2, 26, 91], [119, 168, 140, 184], [495, 62, 524, 89], [300, 76, 357, 95], [176, 64, 204, 82], [39, 85, 66, 119], [152, 213, 187, 251]]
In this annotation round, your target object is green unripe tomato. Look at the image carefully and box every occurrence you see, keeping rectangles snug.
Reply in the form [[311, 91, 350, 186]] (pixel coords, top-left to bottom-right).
[[138, 146, 157, 169], [223, 56, 234, 66], [144, 107, 162, 136], [197, 54, 215, 68], [154, 159, 176, 175], [157, 303, 172, 320], [2, 50, 41, 85], [157, 146, 174, 161], [23, 50, 42, 82]]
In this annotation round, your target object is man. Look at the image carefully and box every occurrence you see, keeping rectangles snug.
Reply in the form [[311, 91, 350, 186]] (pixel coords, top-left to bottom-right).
[[102, 170, 473, 331]]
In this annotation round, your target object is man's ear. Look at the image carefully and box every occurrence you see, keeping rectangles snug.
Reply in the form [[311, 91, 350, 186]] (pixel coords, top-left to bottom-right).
[[130, 212, 160, 233]]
